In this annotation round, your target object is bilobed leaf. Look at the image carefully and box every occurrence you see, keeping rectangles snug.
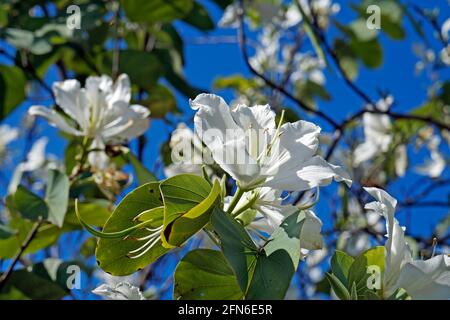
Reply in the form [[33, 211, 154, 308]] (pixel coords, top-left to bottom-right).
[[96, 182, 169, 276], [211, 208, 303, 300], [0, 65, 26, 120], [121, 0, 194, 23], [45, 169, 69, 228], [174, 249, 243, 300], [160, 174, 221, 247], [350, 39, 383, 68], [331, 250, 355, 287]]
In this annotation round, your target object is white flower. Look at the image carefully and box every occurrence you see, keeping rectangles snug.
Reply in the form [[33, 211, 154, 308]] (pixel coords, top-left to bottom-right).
[[415, 135, 446, 178], [397, 255, 450, 300], [353, 96, 394, 166], [394, 144, 407, 177], [164, 123, 210, 178], [28, 74, 150, 169], [8, 137, 49, 194], [190, 93, 351, 191], [225, 187, 324, 250], [283, 0, 340, 29], [0, 125, 19, 162], [364, 187, 450, 299], [441, 18, 450, 42], [92, 282, 145, 300], [249, 27, 281, 74], [440, 45, 450, 66]]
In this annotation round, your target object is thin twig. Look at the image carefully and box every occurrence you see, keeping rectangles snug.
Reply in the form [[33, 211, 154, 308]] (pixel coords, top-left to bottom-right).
[[0, 219, 43, 290]]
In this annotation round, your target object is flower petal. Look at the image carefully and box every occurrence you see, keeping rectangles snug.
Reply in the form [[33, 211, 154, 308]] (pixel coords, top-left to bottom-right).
[[29, 106, 83, 136], [52, 79, 87, 128], [92, 282, 145, 300], [191, 93, 260, 187], [398, 255, 450, 300], [264, 155, 351, 191], [87, 137, 109, 169]]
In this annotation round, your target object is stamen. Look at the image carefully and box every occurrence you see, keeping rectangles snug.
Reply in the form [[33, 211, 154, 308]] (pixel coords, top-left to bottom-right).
[[257, 110, 285, 161], [128, 235, 161, 259], [431, 237, 437, 258]]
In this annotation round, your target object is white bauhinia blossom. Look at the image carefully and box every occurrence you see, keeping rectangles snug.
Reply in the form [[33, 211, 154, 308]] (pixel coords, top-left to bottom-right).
[[249, 27, 281, 74], [441, 18, 450, 42], [164, 123, 211, 178], [190, 93, 351, 191], [394, 144, 407, 177], [288, 52, 326, 86], [284, 0, 340, 29], [353, 96, 394, 166], [92, 282, 145, 300], [397, 255, 450, 300], [0, 125, 19, 162], [218, 1, 281, 29], [224, 187, 324, 251], [28, 74, 150, 169], [440, 44, 450, 66], [364, 187, 450, 299], [8, 137, 49, 194], [415, 135, 446, 178]]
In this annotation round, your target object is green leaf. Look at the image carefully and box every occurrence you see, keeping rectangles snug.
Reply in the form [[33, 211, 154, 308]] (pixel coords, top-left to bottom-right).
[[211, 208, 301, 300], [0, 224, 16, 240], [182, 2, 214, 31], [121, 0, 194, 23], [174, 249, 243, 299], [325, 273, 351, 300], [211, 207, 258, 293], [350, 39, 383, 68], [348, 18, 379, 42], [0, 65, 26, 120], [330, 250, 355, 287], [160, 174, 221, 247], [14, 186, 48, 222], [0, 197, 61, 258], [97, 50, 162, 88], [45, 169, 69, 228], [65, 200, 112, 228], [124, 151, 157, 185], [96, 182, 169, 276], [144, 84, 178, 118], [347, 246, 384, 298], [0, 259, 73, 299]]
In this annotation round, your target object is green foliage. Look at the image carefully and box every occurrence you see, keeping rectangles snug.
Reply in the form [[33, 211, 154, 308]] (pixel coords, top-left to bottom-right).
[[174, 249, 243, 299], [160, 175, 221, 247], [210, 207, 312, 299], [121, 0, 194, 24], [328, 247, 385, 300], [96, 182, 168, 276], [0, 65, 26, 120], [14, 169, 69, 227]]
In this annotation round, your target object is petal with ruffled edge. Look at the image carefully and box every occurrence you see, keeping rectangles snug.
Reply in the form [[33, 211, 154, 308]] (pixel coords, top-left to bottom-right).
[[261, 120, 321, 181], [191, 93, 260, 187]]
